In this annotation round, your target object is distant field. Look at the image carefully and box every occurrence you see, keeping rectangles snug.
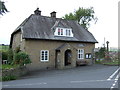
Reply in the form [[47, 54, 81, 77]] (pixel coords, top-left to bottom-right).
[[0, 45, 9, 51]]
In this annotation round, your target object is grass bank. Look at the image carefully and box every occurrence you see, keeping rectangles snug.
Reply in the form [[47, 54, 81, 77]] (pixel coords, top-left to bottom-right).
[[95, 59, 119, 66]]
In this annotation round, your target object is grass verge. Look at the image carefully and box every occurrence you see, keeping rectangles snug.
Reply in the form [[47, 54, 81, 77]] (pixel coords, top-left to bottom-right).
[[0, 64, 20, 69], [103, 61, 120, 65]]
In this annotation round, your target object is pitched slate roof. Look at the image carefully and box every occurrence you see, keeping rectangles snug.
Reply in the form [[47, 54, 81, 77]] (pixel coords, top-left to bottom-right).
[[11, 13, 98, 43]]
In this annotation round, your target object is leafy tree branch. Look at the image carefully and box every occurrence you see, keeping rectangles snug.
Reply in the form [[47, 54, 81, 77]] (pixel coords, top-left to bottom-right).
[[63, 7, 98, 30], [0, 1, 8, 15]]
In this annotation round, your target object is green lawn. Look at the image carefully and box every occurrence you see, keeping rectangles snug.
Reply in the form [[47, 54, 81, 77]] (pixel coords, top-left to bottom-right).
[[0, 45, 9, 51]]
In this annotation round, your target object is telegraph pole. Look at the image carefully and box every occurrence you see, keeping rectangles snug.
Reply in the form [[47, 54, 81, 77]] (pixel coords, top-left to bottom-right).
[[104, 37, 106, 48]]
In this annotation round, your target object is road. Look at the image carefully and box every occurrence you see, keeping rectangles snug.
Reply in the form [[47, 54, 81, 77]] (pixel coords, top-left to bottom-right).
[[2, 64, 120, 89]]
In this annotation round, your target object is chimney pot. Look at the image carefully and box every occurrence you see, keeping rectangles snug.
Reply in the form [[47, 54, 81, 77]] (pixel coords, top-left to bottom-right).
[[34, 8, 41, 15], [50, 11, 56, 18]]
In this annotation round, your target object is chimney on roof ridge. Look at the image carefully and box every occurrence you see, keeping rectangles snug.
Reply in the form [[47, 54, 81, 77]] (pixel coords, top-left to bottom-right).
[[50, 11, 56, 18], [34, 8, 41, 15]]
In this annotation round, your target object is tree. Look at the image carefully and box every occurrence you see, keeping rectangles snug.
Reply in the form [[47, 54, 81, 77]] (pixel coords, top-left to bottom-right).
[[63, 7, 98, 30], [98, 47, 106, 59], [95, 47, 106, 62], [0, 1, 8, 15]]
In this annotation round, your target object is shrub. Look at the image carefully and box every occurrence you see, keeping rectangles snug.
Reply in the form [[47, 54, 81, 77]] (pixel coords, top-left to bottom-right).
[[2, 50, 8, 60], [2, 75, 17, 81], [13, 52, 31, 66], [7, 49, 13, 64]]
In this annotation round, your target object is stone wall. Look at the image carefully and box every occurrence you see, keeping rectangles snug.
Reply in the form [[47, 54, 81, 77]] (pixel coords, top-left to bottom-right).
[[2, 66, 28, 77]]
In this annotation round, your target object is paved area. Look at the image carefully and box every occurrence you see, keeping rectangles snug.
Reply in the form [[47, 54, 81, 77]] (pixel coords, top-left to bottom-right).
[[2, 64, 120, 89]]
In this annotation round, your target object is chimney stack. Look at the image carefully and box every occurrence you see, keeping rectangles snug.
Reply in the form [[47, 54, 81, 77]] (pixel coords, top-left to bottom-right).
[[50, 11, 56, 18], [34, 8, 41, 15]]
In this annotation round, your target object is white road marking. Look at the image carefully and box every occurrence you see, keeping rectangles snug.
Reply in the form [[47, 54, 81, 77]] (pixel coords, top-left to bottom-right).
[[112, 84, 115, 86], [3, 85, 10, 87], [107, 67, 120, 81], [110, 72, 120, 90], [43, 83, 47, 84], [3, 82, 47, 87], [114, 73, 120, 80], [110, 87, 114, 90], [71, 68, 120, 89], [110, 80, 118, 90], [70, 79, 113, 83]]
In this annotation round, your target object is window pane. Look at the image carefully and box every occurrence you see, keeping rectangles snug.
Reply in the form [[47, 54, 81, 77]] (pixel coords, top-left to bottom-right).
[[68, 30, 70, 36], [45, 56, 48, 60], [80, 50, 83, 53], [45, 51, 48, 54], [86, 54, 88, 58], [58, 29, 60, 35], [81, 54, 83, 59], [79, 54, 81, 59], [89, 54, 91, 58], [80, 54, 82, 59], [66, 30, 68, 36], [61, 29, 63, 35], [58, 29, 60, 32], [78, 54, 80, 59], [42, 56, 44, 60], [41, 51, 44, 53]]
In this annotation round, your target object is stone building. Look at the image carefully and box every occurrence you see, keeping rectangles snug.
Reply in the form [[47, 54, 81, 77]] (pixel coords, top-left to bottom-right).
[[10, 8, 98, 71]]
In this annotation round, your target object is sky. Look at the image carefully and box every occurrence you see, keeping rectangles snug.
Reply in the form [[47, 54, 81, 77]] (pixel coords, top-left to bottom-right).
[[0, 0, 119, 48]]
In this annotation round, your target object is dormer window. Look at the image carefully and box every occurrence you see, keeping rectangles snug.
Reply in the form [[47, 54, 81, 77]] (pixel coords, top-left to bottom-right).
[[54, 27, 73, 37]]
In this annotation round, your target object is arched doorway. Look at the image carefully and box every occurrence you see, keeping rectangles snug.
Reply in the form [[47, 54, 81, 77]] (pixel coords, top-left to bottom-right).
[[65, 50, 72, 66]]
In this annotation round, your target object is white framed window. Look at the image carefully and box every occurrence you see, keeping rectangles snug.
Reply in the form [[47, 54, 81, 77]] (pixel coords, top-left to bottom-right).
[[78, 49, 84, 59], [40, 50, 49, 62], [85, 53, 92, 59], [54, 27, 73, 37]]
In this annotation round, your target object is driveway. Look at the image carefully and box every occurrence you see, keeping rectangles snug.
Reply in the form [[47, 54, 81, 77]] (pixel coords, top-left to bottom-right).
[[2, 64, 119, 89]]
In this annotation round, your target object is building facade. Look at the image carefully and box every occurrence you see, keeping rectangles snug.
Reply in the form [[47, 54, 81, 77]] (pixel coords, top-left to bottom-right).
[[10, 8, 98, 71]]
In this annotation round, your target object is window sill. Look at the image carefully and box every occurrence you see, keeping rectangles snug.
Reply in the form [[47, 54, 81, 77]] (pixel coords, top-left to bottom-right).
[[40, 61, 49, 62]]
